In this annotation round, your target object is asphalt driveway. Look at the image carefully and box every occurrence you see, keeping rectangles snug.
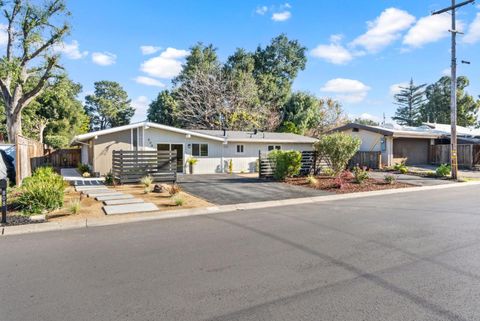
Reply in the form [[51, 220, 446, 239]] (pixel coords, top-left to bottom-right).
[[178, 174, 332, 205]]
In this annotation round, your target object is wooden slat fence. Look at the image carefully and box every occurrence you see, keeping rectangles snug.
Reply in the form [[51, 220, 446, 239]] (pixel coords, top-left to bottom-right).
[[429, 144, 475, 169], [112, 150, 177, 184], [259, 150, 382, 179], [348, 151, 382, 169], [16, 135, 45, 185]]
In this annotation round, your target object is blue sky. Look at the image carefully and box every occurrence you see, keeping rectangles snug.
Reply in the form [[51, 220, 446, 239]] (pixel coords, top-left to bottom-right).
[[57, 0, 480, 123]]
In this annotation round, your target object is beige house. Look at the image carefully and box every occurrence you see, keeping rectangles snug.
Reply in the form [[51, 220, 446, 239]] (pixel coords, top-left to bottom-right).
[[71, 122, 317, 175], [333, 123, 445, 167]]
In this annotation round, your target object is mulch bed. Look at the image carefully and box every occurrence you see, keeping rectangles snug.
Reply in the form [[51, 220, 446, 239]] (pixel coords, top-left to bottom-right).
[[285, 176, 413, 194]]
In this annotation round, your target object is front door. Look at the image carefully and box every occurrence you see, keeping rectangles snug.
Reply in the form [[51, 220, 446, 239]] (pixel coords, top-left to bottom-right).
[[157, 143, 184, 173], [171, 144, 184, 173]]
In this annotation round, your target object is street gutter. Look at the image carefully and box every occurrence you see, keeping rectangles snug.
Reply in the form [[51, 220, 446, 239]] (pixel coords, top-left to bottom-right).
[[2, 181, 480, 236]]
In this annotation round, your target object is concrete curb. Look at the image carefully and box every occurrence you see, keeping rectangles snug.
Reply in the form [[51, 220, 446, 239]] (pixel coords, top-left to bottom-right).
[[2, 181, 480, 236]]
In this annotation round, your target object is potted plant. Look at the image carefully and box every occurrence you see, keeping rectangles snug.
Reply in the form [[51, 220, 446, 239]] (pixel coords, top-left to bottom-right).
[[187, 157, 198, 174]]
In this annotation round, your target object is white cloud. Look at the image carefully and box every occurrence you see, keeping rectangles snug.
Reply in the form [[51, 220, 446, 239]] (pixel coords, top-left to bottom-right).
[[140, 45, 161, 55], [134, 76, 165, 88], [131, 96, 151, 122], [53, 40, 88, 59], [91, 52, 116, 66], [311, 35, 353, 64], [140, 47, 189, 78], [463, 13, 480, 44], [351, 8, 416, 53], [255, 5, 268, 15], [320, 78, 371, 103], [389, 82, 408, 96], [271, 11, 291, 22], [0, 24, 8, 46], [403, 14, 462, 48], [442, 67, 451, 76]]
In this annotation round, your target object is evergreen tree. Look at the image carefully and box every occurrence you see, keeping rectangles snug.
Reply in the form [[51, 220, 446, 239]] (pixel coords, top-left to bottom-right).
[[392, 79, 426, 126], [147, 90, 178, 126]]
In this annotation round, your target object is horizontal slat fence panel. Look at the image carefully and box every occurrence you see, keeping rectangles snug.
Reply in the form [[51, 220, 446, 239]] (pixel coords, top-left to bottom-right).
[[112, 150, 177, 184], [259, 151, 325, 179]]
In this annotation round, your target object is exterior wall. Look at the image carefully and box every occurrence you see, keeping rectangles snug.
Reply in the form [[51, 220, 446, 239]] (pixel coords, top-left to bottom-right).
[[144, 127, 314, 174], [339, 129, 392, 166], [86, 125, 315, 175], [81, 145, 89, 165], [92, 129, 132, 174]]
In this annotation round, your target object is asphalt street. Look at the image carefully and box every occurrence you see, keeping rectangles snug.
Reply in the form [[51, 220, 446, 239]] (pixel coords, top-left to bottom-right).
[[2, 185, 480, 321]]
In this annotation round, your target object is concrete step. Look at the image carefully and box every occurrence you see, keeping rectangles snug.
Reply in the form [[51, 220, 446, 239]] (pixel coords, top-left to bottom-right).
[[75, 186, 106, 192], [95, 194, 134, 201], [103, 203, 159, 215], [84, 190, 116, 197], [103, 198, 145, 205]]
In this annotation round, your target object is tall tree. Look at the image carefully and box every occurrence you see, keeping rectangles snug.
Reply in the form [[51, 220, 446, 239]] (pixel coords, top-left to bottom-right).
[[84, 81, 134, 130], [22, 75, 89, 147], [279, 92, 319, 135], [0, 0, 70, 143], [174, 43, 219, 85], [392, 79, 426, 126], [421, 76, 480, 126], [147, 90, 178, 126], [309, 98, 347, 136], [253, 34, 307, 130]]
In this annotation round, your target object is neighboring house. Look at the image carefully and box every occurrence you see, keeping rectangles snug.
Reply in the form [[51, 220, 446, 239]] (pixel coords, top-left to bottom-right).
[[333, 122, 480, 167], [71, 122, 317, 175]]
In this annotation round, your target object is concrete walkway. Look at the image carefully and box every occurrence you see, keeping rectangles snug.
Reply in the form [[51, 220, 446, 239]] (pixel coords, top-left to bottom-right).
[[60, 168, 104, 186], [369, 171, 453, 186], [61, 169, 158, 215], [408, 164, 480, 179]]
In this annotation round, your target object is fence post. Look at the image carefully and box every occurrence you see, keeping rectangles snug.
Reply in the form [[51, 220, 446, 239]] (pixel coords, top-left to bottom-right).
[[258, 150, 262, 178]]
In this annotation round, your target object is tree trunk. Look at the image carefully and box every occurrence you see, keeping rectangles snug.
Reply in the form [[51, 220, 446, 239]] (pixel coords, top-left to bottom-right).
[[7, 112, 22, 144], [38, 123, 46, 144]]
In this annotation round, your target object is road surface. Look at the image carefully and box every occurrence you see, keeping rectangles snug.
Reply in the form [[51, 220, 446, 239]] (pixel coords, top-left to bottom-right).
[[2, 185, 480, 321]]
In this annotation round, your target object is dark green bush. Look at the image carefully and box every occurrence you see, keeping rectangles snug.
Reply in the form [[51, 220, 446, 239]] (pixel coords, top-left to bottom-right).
[[77, 163, 91, 175], [16, 167, 65, 215], [268, 150, 302, 180]]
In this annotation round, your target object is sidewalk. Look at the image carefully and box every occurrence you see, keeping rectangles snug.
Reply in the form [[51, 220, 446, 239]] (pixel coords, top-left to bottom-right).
[[369, 171, 453, 186], [60, 168, 104, 186]]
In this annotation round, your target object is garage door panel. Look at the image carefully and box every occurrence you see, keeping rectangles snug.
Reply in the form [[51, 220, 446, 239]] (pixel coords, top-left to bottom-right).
[[393, 138, 430, 165]]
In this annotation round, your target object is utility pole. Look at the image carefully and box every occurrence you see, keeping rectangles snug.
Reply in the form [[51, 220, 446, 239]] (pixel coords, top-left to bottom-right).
[[432, 0, 474, 180]]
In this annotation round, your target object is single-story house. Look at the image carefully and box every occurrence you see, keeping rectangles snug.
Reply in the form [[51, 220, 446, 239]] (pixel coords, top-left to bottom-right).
[[333, 122, 480, 167], [71, 122, 317, 175]]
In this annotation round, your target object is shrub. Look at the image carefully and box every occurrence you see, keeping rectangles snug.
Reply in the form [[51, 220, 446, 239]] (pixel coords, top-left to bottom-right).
[[173, 196, 184, 206], [77, 163, 91, 175], [187, 157, 198, 166], [104, 171, 115, 185], [167, 184, 181, 196], [228, 159, 233, 174], [140, 175, 153, 193], [16, 167, 65, 215], [321, 167, 335, 177], [333, 170, 354, 189], [268, 150, 302, 180], [393, 162, 408, 174], [384, 174, 397, 184], [68, 199, 81, 215], [306, 175, 318, 186], [353, 166, 369, 184], [436, 164, 451, 177], [82, 172, 91, 178], [315, 133, 361, 176]]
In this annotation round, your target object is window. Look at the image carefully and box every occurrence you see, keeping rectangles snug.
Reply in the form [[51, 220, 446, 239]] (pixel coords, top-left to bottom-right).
[[132, 128, 138, 151], [268, 145, 281, 151], [236, 144, 244, 154], [192, 143, 208, 157]]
